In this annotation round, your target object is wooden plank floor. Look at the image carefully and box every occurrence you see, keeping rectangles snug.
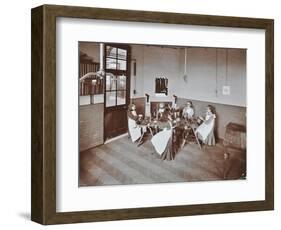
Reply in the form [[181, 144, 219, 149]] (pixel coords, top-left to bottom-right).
[[79, 135, 246, 186]]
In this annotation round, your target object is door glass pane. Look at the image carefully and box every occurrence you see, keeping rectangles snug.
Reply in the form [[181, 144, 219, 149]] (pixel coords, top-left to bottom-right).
[[117, 75, 126, 90], [106, 74, 116, 91], [106, 91, 116, 107], [117, 91, 126, 105], [106, 58, 117, 69], [117, 48, 127, 59], [117, 59, 127, 70], [106, 46, 117, 58]]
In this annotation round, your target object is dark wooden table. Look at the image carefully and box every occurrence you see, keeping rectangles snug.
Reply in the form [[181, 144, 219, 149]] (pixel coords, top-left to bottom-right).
[[172, 118, 201, 150]]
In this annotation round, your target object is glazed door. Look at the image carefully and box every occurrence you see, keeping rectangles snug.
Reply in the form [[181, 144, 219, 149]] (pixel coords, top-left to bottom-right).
[[104, 44, 131, 141]]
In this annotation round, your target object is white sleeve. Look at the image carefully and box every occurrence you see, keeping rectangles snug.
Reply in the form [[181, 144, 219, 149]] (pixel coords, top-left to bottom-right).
[[190, 108, 194, 117]]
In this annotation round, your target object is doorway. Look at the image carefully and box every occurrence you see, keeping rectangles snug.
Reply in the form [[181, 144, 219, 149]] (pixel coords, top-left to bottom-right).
[[104, 44, 131, 141]]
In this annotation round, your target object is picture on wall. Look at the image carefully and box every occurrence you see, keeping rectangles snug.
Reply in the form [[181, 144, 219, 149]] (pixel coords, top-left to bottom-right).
[[79, 42, 247, 186]]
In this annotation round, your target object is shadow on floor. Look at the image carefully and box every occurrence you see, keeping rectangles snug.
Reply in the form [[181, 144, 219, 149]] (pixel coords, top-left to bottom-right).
[[18, 212, 31, 221]]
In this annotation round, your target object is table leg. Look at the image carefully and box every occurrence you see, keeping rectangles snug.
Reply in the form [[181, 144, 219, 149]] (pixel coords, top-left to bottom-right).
[[148, 127, 153, 137], [192, 127, 201, 149], [137, 131, 145, 147]]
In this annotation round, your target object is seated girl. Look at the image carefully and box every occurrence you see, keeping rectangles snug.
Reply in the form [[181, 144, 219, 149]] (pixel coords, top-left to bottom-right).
[[157, 109, 173, 130], [127, 104, 139, 121], [157, 102, 166, 118], [151, 109, 174, 160], [182, 101, 194, 119], [195, 105, 216, 146], [127, 104, 142, 142]]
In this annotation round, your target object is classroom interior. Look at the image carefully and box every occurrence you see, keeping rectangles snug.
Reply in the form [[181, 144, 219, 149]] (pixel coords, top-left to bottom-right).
[[79, 42, 247, 186]]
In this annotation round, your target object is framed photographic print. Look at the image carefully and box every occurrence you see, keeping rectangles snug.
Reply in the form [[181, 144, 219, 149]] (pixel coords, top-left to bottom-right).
[[31, 4, 274, 225]]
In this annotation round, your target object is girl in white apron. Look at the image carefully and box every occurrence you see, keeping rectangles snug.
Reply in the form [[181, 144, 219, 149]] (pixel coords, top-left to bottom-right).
[[151, 110, 174, 160], [195, 105, 216, 145], [127, 104, 142, 142], [182, 101, 194, 119]]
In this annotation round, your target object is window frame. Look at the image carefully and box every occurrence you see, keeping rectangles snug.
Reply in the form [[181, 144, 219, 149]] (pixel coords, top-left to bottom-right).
[[104, 44, 130, 109]]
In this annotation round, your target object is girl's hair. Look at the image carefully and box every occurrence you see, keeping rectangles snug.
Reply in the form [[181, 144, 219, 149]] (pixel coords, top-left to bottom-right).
[[207, 105, 215, 114], [186, 101, 193, 107], [159, 102, 165, 108], [128, 104, 136, 111]]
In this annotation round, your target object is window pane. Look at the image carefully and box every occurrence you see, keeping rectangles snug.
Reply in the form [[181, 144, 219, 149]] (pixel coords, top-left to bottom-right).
[[106, 74, 116, 91], [106, 58, 117, 69], [106, 91, 116, 107], [117, 91, 126, 105], [117, 48, 127, 59], [117, 75, 126, 90], [117, 59, 127, 70], [106, 46, 117, 58]]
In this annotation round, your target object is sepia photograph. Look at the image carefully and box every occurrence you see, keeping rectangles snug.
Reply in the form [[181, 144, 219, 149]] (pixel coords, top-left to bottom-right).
[[79, 42, 247, 187], [30, 3, 274, 224]]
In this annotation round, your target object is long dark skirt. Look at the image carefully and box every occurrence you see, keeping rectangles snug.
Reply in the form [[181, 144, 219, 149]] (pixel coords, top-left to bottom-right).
[[160, 137, 174, 161]]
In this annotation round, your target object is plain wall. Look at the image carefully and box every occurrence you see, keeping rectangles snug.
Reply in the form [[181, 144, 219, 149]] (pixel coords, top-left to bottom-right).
[[130, 45, 181, 102], [177, 48, 246, 106], [131, 45, 246, 107]]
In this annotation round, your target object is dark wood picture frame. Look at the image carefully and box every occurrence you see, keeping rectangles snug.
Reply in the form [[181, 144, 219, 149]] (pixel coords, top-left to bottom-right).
[[31, 4, 274, 225]]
